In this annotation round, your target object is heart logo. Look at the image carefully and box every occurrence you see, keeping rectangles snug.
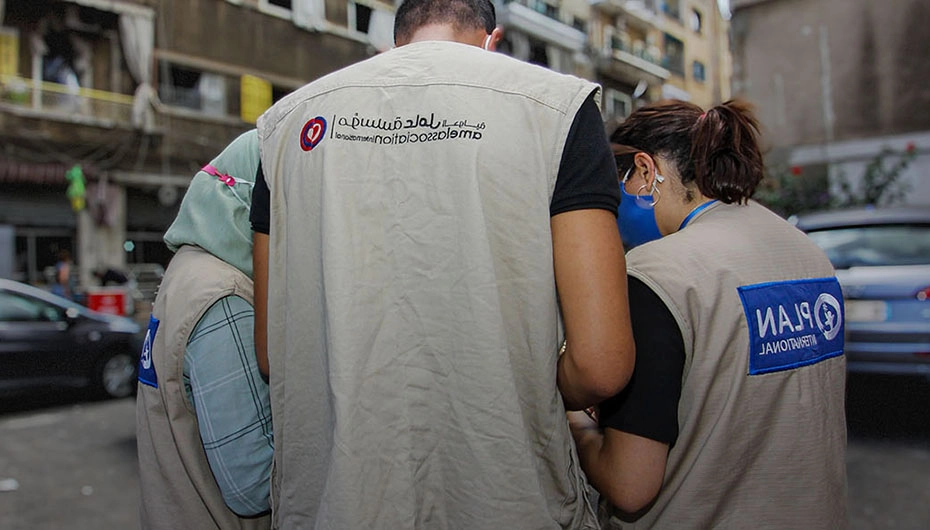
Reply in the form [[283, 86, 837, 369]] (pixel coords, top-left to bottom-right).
[[300, 117, 327, 151]]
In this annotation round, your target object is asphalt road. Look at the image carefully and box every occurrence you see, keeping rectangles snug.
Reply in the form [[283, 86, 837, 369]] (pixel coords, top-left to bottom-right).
[[0, 374, 928, 529]]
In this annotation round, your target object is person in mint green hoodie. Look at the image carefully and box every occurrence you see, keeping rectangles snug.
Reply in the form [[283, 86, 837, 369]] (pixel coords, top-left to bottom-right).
[[136, 130, 272, 530]]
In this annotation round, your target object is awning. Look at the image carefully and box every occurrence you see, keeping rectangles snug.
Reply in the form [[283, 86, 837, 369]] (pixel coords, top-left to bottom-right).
[[0, 158, 98, 186]]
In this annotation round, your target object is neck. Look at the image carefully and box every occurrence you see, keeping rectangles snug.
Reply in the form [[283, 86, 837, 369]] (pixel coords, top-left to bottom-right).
[[676, 195, 717, 231], [399, 24, 485, 47]]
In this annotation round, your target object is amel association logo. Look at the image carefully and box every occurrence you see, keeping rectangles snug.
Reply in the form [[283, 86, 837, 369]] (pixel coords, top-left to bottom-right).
[[814, 292, 843, 341], [300, 116, 327, 151]]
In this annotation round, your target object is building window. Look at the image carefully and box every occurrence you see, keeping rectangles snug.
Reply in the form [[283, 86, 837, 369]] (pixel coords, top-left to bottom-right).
[[661, 0, 681, 21], [260, 0, 293, 18], [605, 89, 632, 120], [158, 62, 229, 117], [348, 1, 373, 34], [273, 86, 292, 103], [572, 17, 586, 33], [528, 38, 549, 68], [690, 9, 703, 33], [692, 60, 706, 82], [526, 0, 559, 21], [662, 33, 684, 76]]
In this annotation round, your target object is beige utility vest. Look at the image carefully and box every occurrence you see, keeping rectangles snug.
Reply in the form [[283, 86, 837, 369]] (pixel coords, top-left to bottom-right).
[[605, 201, 847, 529], [136, 246, 269, 530], [258, 41, 600, 529]]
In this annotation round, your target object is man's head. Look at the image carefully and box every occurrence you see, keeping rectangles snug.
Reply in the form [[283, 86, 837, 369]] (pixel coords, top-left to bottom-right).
[[394, 0, 498, 48]]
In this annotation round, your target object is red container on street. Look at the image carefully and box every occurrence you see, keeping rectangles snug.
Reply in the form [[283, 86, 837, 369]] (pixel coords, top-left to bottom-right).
[[86, 287, 127, 316]]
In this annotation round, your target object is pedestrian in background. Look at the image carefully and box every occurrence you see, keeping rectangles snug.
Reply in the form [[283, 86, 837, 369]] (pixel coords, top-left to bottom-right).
[[136, 130, 272, 530], [250, 0, 635, 527], [569, 100, 848, 529], [51, 249, 74, 300], [93, 266, 129, 286]]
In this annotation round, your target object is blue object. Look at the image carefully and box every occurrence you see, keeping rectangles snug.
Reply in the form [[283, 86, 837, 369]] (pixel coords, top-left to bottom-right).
[[138, 315, 160, 388], [616, 179, 662, 248], [738, 277, 845, 375]]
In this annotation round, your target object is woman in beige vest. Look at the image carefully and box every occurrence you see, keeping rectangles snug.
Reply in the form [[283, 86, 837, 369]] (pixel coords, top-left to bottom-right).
[[570, 100, 848, 529], [136, 130, 272, 530]]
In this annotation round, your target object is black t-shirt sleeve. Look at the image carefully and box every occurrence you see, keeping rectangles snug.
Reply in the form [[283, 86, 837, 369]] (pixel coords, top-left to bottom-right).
[[598, 276, 686, 446], [250, 161, 270, 235], [550, 92, 621, 217]]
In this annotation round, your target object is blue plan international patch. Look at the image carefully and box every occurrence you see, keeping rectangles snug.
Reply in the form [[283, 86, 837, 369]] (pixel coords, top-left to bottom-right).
[[738, 277, 845, 375], [138, 315, 159, 388]]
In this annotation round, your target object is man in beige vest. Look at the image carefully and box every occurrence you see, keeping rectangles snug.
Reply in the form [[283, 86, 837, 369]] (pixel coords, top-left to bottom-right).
[[249, 0, 636, 527]]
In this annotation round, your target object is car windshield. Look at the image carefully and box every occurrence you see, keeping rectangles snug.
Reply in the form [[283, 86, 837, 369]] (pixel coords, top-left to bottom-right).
[[806, 224, 930, 269]]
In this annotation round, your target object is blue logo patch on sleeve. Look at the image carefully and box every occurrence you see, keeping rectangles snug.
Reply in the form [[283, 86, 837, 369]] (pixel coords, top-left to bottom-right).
[[738, 277, 845, 375], [138, 315, 159, 388]]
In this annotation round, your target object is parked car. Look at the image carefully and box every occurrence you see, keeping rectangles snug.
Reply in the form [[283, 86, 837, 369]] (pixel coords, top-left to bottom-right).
[[0, 278, 141, 398], [792, 207, 930, 377]]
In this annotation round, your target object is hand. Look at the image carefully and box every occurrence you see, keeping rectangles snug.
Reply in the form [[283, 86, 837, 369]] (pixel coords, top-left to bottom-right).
[[567, 409, 598, 437]]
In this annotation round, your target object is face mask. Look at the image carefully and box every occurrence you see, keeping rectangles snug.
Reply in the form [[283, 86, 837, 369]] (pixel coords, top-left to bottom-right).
[[201, 164, 254, 212], [616, 166, 665, 249], [482, 34, 492, 51]]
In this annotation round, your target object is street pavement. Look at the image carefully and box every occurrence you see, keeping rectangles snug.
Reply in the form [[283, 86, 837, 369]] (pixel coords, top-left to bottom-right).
[[0, 374, 929, 529]]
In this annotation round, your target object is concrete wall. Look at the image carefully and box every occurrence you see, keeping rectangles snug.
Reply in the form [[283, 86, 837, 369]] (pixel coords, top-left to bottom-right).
[[0, 225, 13, 279], [790, 132, 930, 207], [77, 181, 127, 289], [731, 0, 930, 207], [731, 0, 930, 149], [159, 0, 370, 85]]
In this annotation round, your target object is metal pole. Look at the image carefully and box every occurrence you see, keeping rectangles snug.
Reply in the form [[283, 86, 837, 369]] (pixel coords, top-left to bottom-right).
[[819, 24, 835, 145]]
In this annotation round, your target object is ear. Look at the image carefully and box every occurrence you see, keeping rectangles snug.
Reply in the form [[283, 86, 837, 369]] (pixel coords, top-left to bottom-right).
[[486, 27, 504, 51], [633, 152, 657, 187]]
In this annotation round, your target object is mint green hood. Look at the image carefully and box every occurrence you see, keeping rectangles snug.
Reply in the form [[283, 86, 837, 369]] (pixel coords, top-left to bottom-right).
[[163, 129, 260, 278]]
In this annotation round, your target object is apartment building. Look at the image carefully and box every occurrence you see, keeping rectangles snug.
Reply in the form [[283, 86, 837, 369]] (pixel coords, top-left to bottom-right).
[[583, 0, 730, 122], [493, 0, 588, 77], [0, 0, 385, 287], [0, 0, 731, 289]]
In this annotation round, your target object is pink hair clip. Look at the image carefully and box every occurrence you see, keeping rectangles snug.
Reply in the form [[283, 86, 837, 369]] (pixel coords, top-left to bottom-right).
[[201, 164, 236, 186]]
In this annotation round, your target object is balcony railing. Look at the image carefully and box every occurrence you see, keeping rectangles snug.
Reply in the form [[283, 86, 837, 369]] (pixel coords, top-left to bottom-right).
[[0, 75, 136, 126], [505, 0, 561, 23], [610, 37, 662, 67], [596, 36, 670, 82], [499, 0, 587, 52], [589, 0, 659, 28]]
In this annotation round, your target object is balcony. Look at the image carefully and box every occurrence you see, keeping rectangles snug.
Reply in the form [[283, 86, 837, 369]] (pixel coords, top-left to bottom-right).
[[596, 37, 670, 84], [499, 0, 587, 52], [589, 0, 659, 29], [0, 74, 137, 128]]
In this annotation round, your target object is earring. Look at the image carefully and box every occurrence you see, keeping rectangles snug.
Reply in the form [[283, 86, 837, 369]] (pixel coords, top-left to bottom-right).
[[649, 184, 661, 207], [633, 182, 661, 207]]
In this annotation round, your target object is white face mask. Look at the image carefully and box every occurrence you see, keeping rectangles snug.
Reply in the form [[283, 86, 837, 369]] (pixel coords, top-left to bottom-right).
[[482, 34, 492, 51]]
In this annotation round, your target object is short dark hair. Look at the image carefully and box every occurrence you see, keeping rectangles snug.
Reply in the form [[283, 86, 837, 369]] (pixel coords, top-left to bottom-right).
[[394, 0, 496, 44], [610, 99, 764, 204]]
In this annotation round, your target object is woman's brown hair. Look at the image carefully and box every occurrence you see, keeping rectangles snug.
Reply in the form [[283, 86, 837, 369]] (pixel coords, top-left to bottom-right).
[[610, 99, 764, 204]]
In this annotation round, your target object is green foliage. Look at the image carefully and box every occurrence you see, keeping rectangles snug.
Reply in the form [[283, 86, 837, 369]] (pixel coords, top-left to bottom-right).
[[832, 146, 916, 208], [754, 163, 831, 218], [755, 144, 916, 218]]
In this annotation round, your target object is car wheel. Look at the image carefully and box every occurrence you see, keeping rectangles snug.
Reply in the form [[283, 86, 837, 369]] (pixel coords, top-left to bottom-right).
[[94, 351, 137, 398]]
